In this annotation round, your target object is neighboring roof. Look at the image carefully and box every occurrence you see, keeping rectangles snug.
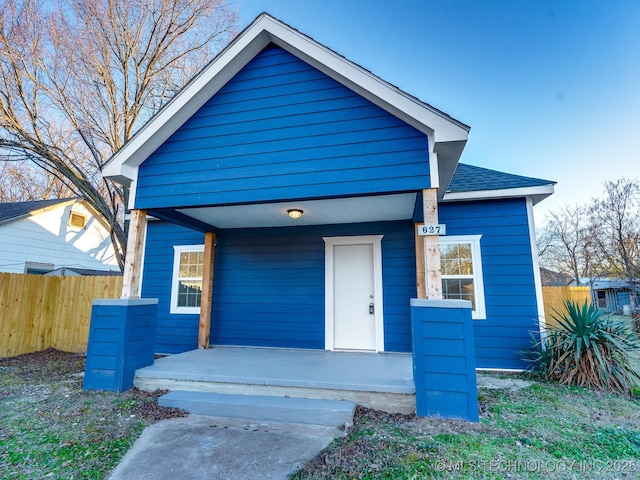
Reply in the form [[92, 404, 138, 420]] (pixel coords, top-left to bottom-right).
[[539, 267, 573, 287], [43, 267, 122, 276], [0, 198, 77, 225], [102, 13, 470, 199], [591, 279, 637, 290], [443, 163, 556, 205]]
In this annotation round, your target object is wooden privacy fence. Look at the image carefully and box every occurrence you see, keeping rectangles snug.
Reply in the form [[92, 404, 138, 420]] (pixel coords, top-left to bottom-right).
[[0, 273, 122, 358], [542, 286, 591, 329]]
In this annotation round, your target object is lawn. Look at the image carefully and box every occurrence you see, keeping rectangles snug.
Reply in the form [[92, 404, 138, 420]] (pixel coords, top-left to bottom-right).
[[0, 349, 185, 480], [294, 377, 640, 479], [1, 349, 639, 479]]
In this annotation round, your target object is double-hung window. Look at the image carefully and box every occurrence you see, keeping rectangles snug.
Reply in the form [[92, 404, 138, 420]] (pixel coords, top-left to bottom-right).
[[440, 235, 486, 319], [170, 245, 204, 314]]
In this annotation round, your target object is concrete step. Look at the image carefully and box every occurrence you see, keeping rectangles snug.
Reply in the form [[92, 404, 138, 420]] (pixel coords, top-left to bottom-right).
[[158, 391, 357, 427]]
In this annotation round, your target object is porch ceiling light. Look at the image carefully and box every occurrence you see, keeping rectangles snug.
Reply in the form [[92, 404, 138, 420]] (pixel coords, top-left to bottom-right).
[[287, 209, 303, 219]]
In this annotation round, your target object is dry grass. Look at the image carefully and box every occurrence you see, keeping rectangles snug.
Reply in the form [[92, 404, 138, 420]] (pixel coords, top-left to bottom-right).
[[293, 375, 640, 479]]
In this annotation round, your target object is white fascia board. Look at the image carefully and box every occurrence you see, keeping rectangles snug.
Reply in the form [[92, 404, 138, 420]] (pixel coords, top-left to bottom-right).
[[526, 197, 547, 340], [441, 184, 555, 204], [427, 136, 439, 189], [102, 13, 469, 185], [102, 18, 274, 182]]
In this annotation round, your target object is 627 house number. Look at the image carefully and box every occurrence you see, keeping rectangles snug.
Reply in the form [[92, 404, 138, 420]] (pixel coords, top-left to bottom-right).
[[418, 224, 446, 236]]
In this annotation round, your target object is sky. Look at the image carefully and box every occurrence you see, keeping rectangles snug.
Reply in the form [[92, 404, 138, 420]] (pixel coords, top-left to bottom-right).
[[233, 0, 640, 225]]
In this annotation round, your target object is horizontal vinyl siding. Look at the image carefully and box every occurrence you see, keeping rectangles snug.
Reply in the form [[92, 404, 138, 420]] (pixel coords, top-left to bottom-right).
[[212, 228, 325, 349], [135, 45, 430, 209], [141, 222, 204, 353], [213, 221, 415, 351], [141, 220, 416, 353], [439, 198, 539, 370], [0, 204, 118, 273]]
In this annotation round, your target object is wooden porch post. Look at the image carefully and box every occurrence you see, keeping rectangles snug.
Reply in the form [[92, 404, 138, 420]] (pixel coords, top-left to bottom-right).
[[121, 209, 147, 299], [414, 223, 426, 299], [415, 188, 443, 299], [198, 232, 216, 349]]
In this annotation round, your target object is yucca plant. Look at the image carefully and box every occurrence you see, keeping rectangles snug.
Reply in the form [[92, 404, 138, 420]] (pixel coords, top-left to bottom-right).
[[526, 300, 640, 394]]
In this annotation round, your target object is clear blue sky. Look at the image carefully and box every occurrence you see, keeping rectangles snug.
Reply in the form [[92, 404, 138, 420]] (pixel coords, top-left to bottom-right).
[[234, 0, 640, 224]]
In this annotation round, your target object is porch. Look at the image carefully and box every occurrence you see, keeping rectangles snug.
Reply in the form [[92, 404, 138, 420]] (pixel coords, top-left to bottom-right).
[[134, 346, 416, 414]]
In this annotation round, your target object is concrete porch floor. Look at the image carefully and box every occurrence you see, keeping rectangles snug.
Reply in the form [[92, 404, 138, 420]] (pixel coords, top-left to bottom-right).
[[135, 346, 416, 413]]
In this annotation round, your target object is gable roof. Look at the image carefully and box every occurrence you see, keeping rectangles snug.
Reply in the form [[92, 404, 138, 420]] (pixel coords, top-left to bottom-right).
[[102, 13, 470, 199], [0, 198, 77, 225], [443, 163, 555, 205]]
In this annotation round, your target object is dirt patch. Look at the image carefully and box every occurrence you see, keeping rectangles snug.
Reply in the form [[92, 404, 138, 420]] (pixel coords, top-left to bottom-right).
[[476, 372, 532, 391], [0, 348, 186, 420]]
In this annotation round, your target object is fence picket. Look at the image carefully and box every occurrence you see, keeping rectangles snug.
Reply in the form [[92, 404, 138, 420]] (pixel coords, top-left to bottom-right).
[[0, 273, 122, 357], [542, 286, 592, 329]]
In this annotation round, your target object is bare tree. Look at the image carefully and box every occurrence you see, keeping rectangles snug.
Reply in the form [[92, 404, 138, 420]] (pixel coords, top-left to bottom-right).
[[590, 178, 640, 307], [0, 161, 73, 202], [0, 0, 237, 268], [538, 205, 599, 286]]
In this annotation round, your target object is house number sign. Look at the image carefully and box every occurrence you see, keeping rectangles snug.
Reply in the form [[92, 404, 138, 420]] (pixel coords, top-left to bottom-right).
[[418, 224, 446, 236]]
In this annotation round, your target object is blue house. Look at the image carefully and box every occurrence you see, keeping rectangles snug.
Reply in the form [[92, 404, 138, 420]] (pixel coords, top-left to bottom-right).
[[102, 13, 554, 372]]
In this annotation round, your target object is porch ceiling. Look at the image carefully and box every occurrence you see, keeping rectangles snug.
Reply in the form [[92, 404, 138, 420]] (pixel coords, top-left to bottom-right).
[[175, 193, 417, 229]]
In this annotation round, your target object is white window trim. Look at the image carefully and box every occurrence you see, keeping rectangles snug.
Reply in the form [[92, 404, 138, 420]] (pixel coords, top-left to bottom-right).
[[170, 244, 204, 314], [440, 235, 486, 320]]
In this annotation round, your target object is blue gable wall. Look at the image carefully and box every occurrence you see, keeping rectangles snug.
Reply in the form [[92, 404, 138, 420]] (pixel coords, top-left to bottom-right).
[[439, 198, 539, 370], [134, 45, 430, 210], [142, 220, 415, 354]]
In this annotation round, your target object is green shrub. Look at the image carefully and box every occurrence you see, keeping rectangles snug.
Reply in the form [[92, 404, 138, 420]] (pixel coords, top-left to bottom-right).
[[526, 300, 640, 394]]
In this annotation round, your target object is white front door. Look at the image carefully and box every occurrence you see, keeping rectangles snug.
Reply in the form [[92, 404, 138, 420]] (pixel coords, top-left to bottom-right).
[[324, 235, 384, 352]]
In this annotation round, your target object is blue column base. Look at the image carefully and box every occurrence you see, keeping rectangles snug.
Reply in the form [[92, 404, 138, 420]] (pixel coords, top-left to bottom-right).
[[83, 298, 158, 392], [411, 299, 479, 422]]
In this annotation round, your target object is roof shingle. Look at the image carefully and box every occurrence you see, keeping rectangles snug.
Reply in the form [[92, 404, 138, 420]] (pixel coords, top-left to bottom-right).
[[0, 198, 76, 223], [448, 163, 555, 193]]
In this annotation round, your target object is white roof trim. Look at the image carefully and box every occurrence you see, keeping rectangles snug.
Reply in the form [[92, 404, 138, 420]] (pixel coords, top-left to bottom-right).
[[102, 13, 469, 186], [441, 184, 555, 205]]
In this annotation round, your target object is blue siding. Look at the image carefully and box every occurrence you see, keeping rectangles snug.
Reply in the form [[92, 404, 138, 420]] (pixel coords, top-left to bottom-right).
[[141, 220, 416, 353], [84, 300, 157, 391], [134, 45, 430, 210], [411, 301, 479, 421], [439, 198, 539, 370], [143, 198, 540, 369], [141, 222, 205, 353]]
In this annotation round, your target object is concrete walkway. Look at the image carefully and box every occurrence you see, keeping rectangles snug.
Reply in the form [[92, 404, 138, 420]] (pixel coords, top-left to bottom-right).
[[107, 415, 343, 480]]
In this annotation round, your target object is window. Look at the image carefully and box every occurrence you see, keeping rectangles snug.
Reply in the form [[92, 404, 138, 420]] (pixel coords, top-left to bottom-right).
[[170, 245, 205, 314], [24, 262, 54, 275], [440, 235, 485, 319], [68, 212, 87, 229]]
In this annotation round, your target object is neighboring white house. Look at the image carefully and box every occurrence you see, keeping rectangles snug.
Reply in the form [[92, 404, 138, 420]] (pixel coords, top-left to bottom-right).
[[0, 198, 120, 274]]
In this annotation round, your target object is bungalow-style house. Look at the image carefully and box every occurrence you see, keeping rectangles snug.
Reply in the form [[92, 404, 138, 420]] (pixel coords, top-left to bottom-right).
[[0, 198, 120, 275], [102, 13, 554, 371]]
